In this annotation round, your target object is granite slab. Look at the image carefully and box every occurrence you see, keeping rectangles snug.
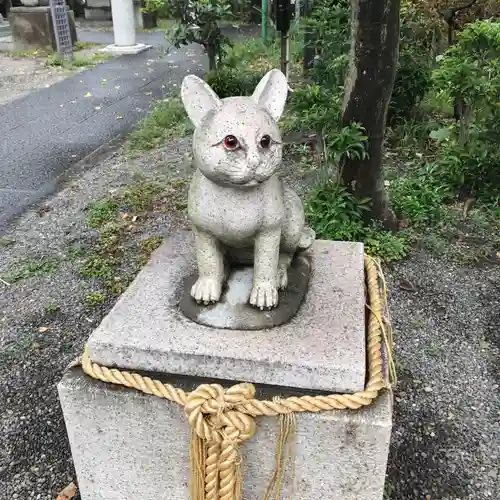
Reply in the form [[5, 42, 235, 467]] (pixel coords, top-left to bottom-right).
[[87, 230, 366, 393]]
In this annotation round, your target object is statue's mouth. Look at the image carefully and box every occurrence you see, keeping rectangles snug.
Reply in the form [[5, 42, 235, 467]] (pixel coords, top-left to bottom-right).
[[233, 178, 261, 187]]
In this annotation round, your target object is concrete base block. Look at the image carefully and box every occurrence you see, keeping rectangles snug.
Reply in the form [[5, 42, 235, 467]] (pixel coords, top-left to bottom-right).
[[58, 368, 392, 500], [58, 231, 392, 499], [100, 42, 151, 54], [9, 6, 77, 52]]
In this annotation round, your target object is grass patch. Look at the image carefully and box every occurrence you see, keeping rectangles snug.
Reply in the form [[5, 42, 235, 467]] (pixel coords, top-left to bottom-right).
[[138, 235, 164, 265], [77, 179, 185, 301], [8, 41, 101, 60], [127, 98, 192, 151], [74, 41, 99, 51], [1, 257, 61, 284], [84, 291, 107, 306], [7, 48, 53, 57], [79, 254, 119, 280], [85, 181, 165, 228], [44, 302, 60, 314], [45, 51, 112, 69]]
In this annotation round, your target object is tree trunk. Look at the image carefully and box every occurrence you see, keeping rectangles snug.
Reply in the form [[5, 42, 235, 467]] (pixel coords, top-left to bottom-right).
[[340, 0, 401, 227], [206, 43, 217, 72]]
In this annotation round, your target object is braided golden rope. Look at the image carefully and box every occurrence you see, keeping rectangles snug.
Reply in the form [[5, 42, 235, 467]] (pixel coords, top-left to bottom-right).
[[80, 254, 393, 499]]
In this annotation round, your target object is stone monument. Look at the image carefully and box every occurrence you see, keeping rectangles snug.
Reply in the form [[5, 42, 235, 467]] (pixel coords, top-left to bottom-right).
[[58, 69, 393, 500], [9, 0, 78, 52]]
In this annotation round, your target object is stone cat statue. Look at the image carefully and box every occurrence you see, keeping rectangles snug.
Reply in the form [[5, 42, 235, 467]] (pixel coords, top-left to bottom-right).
[[181, 69, 315, 310]]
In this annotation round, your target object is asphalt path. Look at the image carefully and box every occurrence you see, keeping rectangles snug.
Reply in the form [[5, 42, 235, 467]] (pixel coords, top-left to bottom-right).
[[0, 24, 257, 234]]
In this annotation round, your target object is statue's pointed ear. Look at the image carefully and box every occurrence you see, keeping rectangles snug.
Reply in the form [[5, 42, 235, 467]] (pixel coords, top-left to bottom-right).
[[252, 69, 288, 122], [181, 74, 222, 128]]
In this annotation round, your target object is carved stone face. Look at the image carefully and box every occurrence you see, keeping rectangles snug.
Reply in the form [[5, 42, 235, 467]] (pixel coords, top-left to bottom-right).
[[181, 70, 289, 188]]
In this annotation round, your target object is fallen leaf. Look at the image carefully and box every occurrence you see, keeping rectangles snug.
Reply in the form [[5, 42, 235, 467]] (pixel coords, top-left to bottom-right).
[[479, 339, 490, 349], [399, 278, 418, 292], [38, 326, 50, 333], [84, 92, 92, 97], [56, 481, 77, 500]]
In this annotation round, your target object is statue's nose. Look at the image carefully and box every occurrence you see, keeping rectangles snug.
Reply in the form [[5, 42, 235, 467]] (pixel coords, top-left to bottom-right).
[[247, 151, 260, 170]]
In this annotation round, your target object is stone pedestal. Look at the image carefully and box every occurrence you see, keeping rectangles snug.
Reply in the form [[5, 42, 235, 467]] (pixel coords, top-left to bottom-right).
[[9, 6, 77, 52], [58, 230, 392, 499]]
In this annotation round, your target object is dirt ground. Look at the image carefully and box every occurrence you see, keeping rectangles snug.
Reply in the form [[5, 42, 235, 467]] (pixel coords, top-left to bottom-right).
[[0, 54, 70, 106], [0, 137, 498, 499], [0, 45, 109, 106]]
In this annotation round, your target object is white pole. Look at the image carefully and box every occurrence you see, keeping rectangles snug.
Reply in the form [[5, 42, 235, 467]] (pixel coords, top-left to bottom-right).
[[101, 0, 151, 54], [110, 0, 136, 46]]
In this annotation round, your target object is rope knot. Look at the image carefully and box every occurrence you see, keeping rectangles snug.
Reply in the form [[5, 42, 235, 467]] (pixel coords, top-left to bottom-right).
[[185, 383, 257, 445]]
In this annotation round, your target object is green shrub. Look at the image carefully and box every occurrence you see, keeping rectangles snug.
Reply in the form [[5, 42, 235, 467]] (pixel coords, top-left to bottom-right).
[[432, 19, 500, 137], [205, 67, 264, 98], [388, 53, 432, 123], [223, 37, 280, 72], [389, 167, 449, 225], [305, 181, 409, 261], [433, 137, 500, 201], [307, 0, 350, 88], [285, 84, 341, 133]]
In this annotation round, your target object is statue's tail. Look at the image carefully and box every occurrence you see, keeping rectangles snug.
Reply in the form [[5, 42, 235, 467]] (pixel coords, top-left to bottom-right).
[[297, 227, 316, 251]]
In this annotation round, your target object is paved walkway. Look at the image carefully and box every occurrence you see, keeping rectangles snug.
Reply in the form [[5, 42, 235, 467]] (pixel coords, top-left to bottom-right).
[[0, 24, 256, 234]]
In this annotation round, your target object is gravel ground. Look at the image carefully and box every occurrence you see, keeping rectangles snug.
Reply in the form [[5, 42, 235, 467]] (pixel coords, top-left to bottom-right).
[[0, 55, 69, 106], [0, 138, 499, 499], [0, 46, 109, 106]]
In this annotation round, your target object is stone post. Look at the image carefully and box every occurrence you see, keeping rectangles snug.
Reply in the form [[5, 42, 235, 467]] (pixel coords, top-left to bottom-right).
[[100, 0, 151, 54]]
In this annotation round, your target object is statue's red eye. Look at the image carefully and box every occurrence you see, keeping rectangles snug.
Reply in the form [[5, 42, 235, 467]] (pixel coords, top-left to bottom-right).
[[223, 135, 239, 150], [260, 135, 271, 148]]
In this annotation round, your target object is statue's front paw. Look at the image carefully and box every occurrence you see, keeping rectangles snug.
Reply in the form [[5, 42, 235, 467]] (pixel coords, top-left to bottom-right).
[[249, 282, 279, 310], [191, 277, 222, 305]]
